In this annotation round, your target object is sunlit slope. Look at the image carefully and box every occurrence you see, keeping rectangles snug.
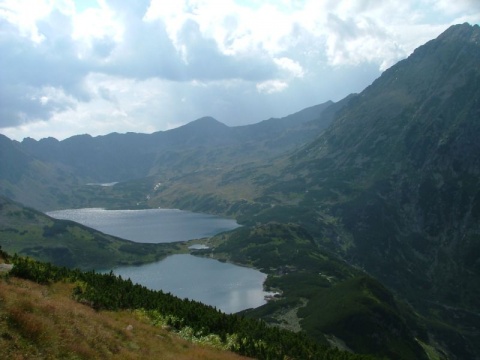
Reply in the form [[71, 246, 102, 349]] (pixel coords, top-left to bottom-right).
[[0, 273, 248, 359]]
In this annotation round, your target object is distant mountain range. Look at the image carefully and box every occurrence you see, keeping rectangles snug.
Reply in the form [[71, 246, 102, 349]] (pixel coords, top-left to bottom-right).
[[1, 22, 479, 359], [16, 100, 336, 181], [0, 98, 340, 209]]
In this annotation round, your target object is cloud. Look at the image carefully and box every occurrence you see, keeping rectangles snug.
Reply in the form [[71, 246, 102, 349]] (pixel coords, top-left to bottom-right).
[[274, 57, 305, 78], [256, 80, 289, 94], [0, 0, 479, 140]]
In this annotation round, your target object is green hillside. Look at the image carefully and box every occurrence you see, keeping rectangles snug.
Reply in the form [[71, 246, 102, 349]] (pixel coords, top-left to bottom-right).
[[0, 249, 377, 360], [195, 223, 429, 359], [0, 196, 180, 270]]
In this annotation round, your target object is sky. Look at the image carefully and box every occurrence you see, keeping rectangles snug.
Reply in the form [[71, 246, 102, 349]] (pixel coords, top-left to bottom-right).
[[0, 0, 479, 141]]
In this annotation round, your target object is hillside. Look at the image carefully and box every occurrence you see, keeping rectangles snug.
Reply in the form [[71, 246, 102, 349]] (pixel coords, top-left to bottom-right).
[[197, 223, 431, 359], [0, 277, 248, 359], [0, 197, 432, 359], [142, 23, 480, 359], [0, 196, 180, 269], [0, 250, 377, 360], [0, 135, 82, 210], [0, 100, 341, 211]]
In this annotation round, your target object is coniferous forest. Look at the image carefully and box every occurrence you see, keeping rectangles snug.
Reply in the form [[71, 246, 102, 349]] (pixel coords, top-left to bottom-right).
[[5, 250, 376, 360]]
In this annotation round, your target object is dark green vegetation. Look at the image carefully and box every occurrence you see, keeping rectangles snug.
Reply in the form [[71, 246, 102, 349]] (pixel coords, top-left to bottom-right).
[[196, 223, 429, 359], [0, 196, 181, 269], [159, 24, 480, 359], [4, 251, 375, 360], [1, 23, 479, 359]]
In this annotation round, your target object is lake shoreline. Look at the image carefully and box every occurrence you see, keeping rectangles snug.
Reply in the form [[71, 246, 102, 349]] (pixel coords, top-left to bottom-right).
[[46, 207, 266, 314]]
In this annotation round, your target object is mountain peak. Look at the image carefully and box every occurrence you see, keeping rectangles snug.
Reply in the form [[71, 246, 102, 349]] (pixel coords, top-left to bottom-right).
[[437, 22, 480, 42], [185, 116, 229, 129]]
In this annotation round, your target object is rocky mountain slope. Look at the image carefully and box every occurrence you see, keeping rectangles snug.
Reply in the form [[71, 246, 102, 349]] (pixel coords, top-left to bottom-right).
[[145, 23, 480, 359], [274, 22, 480, 313]]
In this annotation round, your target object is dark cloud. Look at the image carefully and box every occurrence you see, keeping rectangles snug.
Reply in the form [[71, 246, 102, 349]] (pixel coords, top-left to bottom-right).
[[0, 84, 46, 127], [103, 17, 186, 80], [0, 10, 93, 127], [0, 82, 76, 128], [175, 19, 276, 81], [98, 86, 116, 103], [102, 14, 277, 82]]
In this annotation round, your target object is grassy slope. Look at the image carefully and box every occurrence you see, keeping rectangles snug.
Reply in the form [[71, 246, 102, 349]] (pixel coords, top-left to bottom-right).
[[0, 275, 248, 359], [2, 250, 380, 360]]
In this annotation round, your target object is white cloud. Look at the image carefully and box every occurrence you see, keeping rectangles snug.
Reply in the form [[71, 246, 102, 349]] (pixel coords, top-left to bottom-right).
[[1, 0, 479, 140], [72, 4, 123, 41], [429, 0, 480, 16], [0, 0, 52, 42], [256, 80, 289, 94], [274, 57, 305, 78]]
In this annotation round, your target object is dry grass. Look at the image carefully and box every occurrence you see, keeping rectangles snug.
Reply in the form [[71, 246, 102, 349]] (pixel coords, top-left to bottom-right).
[[0, 275, 249, 359]]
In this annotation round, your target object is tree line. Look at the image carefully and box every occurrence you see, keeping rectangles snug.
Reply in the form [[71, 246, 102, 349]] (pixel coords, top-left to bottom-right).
[[7, 252, 378, 360]]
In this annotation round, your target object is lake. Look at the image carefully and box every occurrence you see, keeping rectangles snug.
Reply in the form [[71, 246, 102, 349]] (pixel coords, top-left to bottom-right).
[[47, 208, 269, 313], [47, 208, 240, 243], [112, 254, 269, 313]]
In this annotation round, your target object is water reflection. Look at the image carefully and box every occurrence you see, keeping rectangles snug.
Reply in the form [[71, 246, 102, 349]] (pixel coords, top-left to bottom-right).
[[110, 254, 269, 313]]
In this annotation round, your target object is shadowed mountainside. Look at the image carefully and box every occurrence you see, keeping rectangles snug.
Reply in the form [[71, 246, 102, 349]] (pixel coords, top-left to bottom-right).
[[144, 23, 480, 359]]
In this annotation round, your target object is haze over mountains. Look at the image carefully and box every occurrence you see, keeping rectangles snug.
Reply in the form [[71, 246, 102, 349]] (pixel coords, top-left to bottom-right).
[[1, 23, 480, 359]]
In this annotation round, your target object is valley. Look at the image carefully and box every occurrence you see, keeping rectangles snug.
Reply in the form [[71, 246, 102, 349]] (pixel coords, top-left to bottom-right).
[[1, 23, 479, 359]]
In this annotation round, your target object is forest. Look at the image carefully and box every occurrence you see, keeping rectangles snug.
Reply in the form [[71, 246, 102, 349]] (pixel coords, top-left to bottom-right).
[[4, 249, 377, 360]]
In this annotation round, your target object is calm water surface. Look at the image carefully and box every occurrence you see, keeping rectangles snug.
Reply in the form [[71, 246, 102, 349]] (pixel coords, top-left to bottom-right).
[[47, 208, 240, 243], [47, 208, 268, 313], [112, 254, 269, 313]]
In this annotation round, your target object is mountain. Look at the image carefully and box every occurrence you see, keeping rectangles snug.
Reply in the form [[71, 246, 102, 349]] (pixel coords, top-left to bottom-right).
[[1, 22, 479, 359], [0, 135, 82, 210], [0, 100, 342, 210], [281, 22, 480, 312], [145, 23, 480, 359], [16, 101, 337, 184], [169, 23, 480, 311]]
